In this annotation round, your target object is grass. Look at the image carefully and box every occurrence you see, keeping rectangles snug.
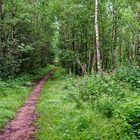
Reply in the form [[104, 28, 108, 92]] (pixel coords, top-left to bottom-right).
[[0, 83, 29, 128], [0, 64, 55, 129], [1, 66, 138, 139], [35, 70, 138, 140], [35, 67, 140, 140]]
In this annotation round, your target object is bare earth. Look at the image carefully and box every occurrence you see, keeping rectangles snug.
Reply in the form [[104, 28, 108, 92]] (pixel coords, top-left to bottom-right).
[[0, 71, 54, 140]]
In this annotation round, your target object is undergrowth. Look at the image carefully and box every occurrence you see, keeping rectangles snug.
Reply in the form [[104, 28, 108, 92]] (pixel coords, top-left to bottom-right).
[[36, 66, 140, 140]]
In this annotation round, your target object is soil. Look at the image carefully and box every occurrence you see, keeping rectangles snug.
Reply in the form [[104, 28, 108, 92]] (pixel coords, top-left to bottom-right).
[[0, 70, 54, 140]]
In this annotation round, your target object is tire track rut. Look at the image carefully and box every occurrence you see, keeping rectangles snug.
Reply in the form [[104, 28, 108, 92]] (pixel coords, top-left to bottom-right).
[[0, 70, 55, 140]]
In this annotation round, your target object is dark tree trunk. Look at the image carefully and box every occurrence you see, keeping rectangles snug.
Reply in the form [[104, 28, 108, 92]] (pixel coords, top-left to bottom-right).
[[0, 0, 4, 43]]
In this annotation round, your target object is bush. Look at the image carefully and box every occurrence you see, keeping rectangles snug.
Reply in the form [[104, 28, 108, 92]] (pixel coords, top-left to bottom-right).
[[70, 67, 140, 138], [116, 97, 140, 139], [77, 74, 124, 101], [0, 80, 9, 96], [94, 95, 117, 118], [114, 66, 140, 89]]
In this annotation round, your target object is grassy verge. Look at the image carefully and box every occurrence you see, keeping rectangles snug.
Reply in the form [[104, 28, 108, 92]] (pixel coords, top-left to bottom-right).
[[35, 68, 139, 140], [0, 84, 29, 128], [0, 65, 54, 129], [35, 78, 79, 140]]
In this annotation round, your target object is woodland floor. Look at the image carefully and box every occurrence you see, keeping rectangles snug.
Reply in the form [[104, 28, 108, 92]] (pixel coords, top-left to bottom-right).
[[0, 68, 139, 140], [0, 70, 54, 140]]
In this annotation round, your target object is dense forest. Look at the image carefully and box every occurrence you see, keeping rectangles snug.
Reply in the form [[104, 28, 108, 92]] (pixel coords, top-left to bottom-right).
[[0, 0, 140, 140]]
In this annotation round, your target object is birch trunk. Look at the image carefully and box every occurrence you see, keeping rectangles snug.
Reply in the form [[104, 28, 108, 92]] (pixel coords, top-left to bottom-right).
[[95, 0, 102, 72]]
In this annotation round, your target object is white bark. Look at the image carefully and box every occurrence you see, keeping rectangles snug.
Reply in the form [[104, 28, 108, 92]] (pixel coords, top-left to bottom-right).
[[95, 0, 102, 71]]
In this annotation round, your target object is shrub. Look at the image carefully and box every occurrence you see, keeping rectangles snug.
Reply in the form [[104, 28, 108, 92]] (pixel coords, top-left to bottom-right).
[[114, 66, 140, 89], [116, 97, 140, 139], [70, 67, 140, 138], [94, 95, 117, 118], [77, 74, 124, 101]]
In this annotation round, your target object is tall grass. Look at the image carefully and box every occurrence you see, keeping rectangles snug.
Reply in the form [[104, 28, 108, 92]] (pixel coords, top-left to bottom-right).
[[36, 67, 139, 140]]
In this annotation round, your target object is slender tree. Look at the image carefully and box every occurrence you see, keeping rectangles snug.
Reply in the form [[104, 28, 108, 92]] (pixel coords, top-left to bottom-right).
[[0, 0, 4, 44], [94, 0, 102, 72]]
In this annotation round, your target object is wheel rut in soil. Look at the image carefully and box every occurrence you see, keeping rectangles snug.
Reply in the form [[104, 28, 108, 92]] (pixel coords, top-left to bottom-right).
[[0, 70, 55, 140]]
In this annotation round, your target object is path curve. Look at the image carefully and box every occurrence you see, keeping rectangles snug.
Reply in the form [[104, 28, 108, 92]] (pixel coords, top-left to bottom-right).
[[0, 70, 55, 140]]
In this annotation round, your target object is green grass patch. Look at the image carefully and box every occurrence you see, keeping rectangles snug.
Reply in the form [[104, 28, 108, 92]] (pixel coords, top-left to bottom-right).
[[35, 69, 139, 140], [35, 67, 140, 140], [0, 65, 55, 129], [0, 84, 29, 128]]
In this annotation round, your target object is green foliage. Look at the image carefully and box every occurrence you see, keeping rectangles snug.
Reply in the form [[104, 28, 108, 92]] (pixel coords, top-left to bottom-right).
[[47, 0, 140, 74], [0, 81, 29, 128], [77, 74, 124, 101], [52, 67, 67, 79], [0, 65, 54, 129], [0, 0, 55, 79], [9, 64, 55, 86], [95, 95, 117, 118], [35, 68, 140, 140], [70, 67, 140, 139], [0, 0, 140, 139], [114, 66, 140, 89], [30, 65, 55, 80], [116, 96, 140, 139]]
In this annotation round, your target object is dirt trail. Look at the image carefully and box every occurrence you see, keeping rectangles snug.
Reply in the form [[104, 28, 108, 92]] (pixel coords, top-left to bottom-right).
[[0, 70, 55, 140]]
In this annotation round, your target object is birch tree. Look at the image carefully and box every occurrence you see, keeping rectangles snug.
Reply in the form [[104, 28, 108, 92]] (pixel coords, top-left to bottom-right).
[[95, 0, 101, 72]]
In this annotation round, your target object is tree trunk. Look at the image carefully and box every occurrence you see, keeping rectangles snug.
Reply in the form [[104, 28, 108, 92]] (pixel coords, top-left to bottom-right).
[[138, 5, 140, 65], [0, 0, 4, 43], [12, 1, 17, 39], [94, 0, 102, 72]]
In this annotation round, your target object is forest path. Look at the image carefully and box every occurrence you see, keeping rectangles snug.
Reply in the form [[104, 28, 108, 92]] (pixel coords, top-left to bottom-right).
[[0, 70, 55, 140]]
